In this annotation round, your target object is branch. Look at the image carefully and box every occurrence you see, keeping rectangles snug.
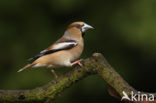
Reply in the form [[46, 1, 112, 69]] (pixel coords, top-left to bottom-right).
[[0, 53, 155, 103]]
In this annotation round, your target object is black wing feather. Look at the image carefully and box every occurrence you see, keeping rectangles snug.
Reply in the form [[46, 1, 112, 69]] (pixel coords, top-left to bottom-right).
[[28, 42, 77, 62]]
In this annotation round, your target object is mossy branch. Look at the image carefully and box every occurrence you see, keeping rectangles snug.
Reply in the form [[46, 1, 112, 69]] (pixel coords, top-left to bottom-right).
[[0, 53, 155, 103]]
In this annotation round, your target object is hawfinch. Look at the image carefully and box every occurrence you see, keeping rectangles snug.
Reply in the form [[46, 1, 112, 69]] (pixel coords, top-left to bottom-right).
[[18, 21, 94, 78]]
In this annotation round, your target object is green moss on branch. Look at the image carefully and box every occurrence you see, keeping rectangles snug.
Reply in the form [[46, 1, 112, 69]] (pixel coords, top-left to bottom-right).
[[0, 53, 155, 103]]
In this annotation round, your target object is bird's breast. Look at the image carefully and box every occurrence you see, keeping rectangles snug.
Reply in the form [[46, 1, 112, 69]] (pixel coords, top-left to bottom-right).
[[68, 42, 84, 62]]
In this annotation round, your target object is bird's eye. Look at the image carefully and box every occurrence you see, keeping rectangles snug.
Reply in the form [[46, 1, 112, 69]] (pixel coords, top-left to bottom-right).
[[75, 24, 82, 29]]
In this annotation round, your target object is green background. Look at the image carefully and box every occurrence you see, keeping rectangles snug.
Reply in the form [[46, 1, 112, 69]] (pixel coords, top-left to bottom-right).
[[0, 0, 156, 103]]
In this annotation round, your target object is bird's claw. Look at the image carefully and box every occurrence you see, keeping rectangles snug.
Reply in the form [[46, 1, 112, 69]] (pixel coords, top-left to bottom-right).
[[71, 59, 83, 67]]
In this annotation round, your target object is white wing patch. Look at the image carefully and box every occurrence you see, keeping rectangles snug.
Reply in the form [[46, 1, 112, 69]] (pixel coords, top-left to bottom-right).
[[40, 49, 48, 53], [28, 41, 78, 62], [53, 42, 78, 50]]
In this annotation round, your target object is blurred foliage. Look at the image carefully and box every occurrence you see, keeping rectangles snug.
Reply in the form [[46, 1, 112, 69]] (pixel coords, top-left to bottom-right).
[[0, 0, 156, 103]]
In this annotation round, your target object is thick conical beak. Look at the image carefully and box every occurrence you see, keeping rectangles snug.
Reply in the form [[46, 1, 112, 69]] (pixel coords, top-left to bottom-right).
[[84, 23, 94, 29], [82, 23, 94, 33]]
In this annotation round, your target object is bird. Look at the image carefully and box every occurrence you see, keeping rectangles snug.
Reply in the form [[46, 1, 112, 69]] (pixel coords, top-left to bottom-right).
[[18, 21, 94, 78]]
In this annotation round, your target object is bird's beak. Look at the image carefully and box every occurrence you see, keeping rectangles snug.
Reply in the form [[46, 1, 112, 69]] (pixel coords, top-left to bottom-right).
[[84, 23, 94, 29], [82, 23, 94, 33]]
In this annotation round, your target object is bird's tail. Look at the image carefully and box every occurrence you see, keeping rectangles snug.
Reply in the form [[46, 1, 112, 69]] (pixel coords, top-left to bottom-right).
[[17, 63, 34, 72]]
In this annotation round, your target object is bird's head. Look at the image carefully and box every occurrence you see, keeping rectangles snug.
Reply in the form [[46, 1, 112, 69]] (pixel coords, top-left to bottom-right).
[[64, 21, 94, 39]]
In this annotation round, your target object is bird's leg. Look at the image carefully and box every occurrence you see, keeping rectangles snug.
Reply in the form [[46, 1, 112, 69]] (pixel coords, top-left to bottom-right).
[[51, 69, 58, 79], [71, 59, 83, 67]]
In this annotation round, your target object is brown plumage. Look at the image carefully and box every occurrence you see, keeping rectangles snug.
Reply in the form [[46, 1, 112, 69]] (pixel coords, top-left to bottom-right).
[[18, 21, 94, 78]]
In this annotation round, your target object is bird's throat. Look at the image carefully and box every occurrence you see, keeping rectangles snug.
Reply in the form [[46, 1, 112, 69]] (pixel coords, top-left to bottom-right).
[[82, 32, 85, 37]]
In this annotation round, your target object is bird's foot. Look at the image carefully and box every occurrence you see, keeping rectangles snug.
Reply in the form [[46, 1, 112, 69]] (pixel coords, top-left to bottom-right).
[[51, 69, 58, 79], [71, 59, 83, 67]]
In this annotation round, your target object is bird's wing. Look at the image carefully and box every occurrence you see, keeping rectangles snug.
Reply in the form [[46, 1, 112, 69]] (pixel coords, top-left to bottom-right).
[[28, 40, 78, 62]]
